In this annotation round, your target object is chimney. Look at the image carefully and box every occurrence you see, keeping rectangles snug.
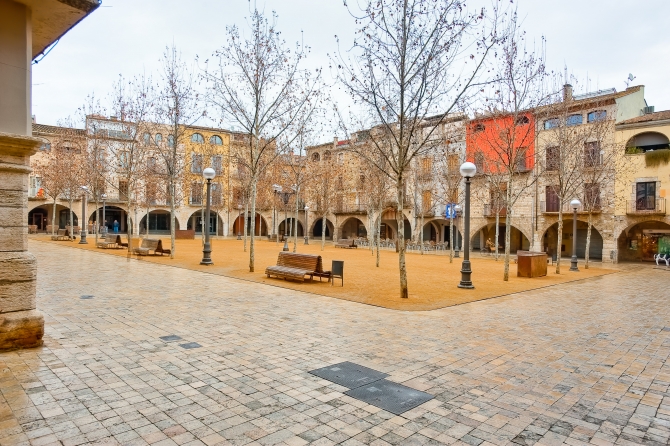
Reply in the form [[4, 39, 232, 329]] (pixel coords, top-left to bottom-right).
[[333, 136, 338, 147], [563, 84, 573, 102]]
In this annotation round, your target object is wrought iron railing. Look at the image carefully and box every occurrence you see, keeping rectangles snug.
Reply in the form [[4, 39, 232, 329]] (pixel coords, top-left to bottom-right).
[[627, 198, 666, 215]]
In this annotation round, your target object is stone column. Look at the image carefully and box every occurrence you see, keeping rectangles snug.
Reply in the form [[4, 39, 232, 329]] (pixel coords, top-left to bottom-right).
[[0, 1, 44, 350]]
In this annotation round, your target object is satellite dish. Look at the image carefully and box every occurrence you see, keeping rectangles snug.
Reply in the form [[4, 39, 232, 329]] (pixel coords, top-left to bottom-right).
[[628, 73, 635, 81]]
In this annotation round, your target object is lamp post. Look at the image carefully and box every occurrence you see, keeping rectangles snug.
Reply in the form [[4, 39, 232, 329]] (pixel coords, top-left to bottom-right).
[[458, 162, 476, 289], [304, 205, 310, 245], [273, 184, 293, 252], [79, 186, 88, 244], [101, 194, 107, 235], [454, 204, 462, 258], [237, 204, 242, 240], [570, 198, 581, 272], [201, 167, 215, 265]]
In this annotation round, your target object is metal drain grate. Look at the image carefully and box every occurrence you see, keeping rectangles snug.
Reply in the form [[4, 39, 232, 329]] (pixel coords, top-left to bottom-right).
[[159, 335, 182, 342], [309, 361, 388, 389], [344, 379, 433, 415], [179, 342, 201, 349]]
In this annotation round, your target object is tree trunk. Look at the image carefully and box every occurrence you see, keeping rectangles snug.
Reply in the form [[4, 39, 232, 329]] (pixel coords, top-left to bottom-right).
[[244, 200, 248, 253], [495, 211, 500, 261], [555, 210, 564, 274], [585, 212, 592, 269], [51, 200, 57, 236], [397, 180, 408, 299], [449, 215, 454, 263], [368, 211, 374, 254], [321, 215, 326, 251], [293, 198, 298, 253], [503, 211, 512, 281], [248, 178, 257, 272], [169, 181, 176, 259], [420, 213, 424, 255], [126, 196, 133, 254], [68, 200, 73, 239], [376, 211, 381, 267], [94, 203, 99, 244]]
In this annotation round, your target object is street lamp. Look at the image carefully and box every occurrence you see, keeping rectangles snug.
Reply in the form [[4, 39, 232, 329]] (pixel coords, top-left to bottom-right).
[[79, 186, 88, 244], [458, 162, 476, 289], [273, 184, 293, 252], [101, 193, 107, 235], [237, 204, 243, 240], [570, 198, 581, 272], [454, 204, 462, 258], [304, 205, 310, 245], [200, 167, 216, 265]]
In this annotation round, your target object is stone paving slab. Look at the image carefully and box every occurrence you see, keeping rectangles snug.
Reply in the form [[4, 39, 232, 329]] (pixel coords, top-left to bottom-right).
[[1, 242, 669, 445]]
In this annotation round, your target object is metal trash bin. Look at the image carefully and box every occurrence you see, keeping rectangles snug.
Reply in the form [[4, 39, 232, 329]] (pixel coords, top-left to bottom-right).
[[517, 251, 547, 277], [331, 260, 344, 286]]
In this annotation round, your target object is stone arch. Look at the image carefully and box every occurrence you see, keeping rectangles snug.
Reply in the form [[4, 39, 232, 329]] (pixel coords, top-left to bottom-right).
[[88, 205, 131, 233], [233, 212, 269, 236], [379, 209, 411, 240], [617, 219, 670, 262], [339, 216, 367, 239], [625, 131, 670, 152], [277, 217, 303, 237], [422, 218, 461, 244], [27, 204, 74, 232], [473, 222, 531, 253], [137, 209, 177, 235], [311, 217, 334, 239], [542, 219, 603, 260], [186, 210, 225, 235]]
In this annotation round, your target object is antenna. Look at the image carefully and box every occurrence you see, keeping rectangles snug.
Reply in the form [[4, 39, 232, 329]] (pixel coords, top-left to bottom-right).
[[625, 73, 636, 88]]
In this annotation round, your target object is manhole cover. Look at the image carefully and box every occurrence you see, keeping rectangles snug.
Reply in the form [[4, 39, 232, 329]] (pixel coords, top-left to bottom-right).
[[159, 335, 182, 342], [179, 342, 201, 349], [80, 295, 94, 299], [344, 379, 433, 415], [308, 361, 388, 389]]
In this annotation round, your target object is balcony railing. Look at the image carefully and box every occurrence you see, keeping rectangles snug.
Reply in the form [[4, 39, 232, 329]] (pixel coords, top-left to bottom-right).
[[334, 203, 367, 214], [483, 203, 507, 217], [540, 201, 602, 214], [627, 198, 666, 215]]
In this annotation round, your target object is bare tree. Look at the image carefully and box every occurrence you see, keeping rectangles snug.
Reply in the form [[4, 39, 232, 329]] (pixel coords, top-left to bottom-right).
[[33, 143, 73, 236], [205, 8, 322, 272], [334, 0, 504, 298], [155, 46, 202, 258], [434, 141, 463, 263], [307, 149, 340, 251]]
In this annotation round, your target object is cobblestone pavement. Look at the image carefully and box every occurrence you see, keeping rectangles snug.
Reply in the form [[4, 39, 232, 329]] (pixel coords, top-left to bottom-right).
[[1, 242, 670, 446]]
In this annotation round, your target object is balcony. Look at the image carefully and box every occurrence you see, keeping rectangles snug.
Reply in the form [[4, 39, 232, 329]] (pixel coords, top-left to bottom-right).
[[627, 198, 666, 215], [540, 201, 602, 214], [334, 203, 367, 214], [483, 204, 507, 217]]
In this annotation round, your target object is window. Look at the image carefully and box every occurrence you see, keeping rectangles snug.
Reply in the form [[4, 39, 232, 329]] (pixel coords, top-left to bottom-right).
[[584, 141, 601, 167], [39, 141, 51, 151], [29, 176, 42, 197], [516, 151, 528, 171], [191, 153, 203, 174], [545, 186, 559, 212], [146, 182, 157, 206], [356, 131, 370, 141], [212, 155, 222, 175], [211, 183, 222, 206], [587, 110, 607, 122], [474, 151, 484, 172], [490, 184, 506, 213], [448, 154, 459, 172], [210, 135, 223, 145], [584, 183, 601, 210], [190, 182, 203, 205], [167, 135, 174, 147], [143, 132, 151, 145], [567, 114, 583, 126], [337, 153, 344, 164], [119, 151, 129, 170], [324, 151, 332, 161], [119, 180, 128, 201], [544, 118, 560, 130], [312, 152, 320, 162], [636, 182, 656, 210], [473, 123, 485, 132], [191, 133, 204, 143], [422, 190, 432, 213], [147, 157, 157, 172], [546, 146, 559, 171], [516, 116, 530, 125], [155, 133, 163, 144], [421, 157, 432, 177]]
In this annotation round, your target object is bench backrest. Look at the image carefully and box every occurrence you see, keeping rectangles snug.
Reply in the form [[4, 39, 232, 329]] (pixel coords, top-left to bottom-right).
[[277, 252, 319, 271], [57, 229, 67, 236], [140, 238, 160, 250], [105, 234, 117, 243], [338, 238, 354, 246]]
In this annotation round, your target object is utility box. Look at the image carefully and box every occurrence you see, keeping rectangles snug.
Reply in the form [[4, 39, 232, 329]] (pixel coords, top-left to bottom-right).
[[516, 251, 547, 278]]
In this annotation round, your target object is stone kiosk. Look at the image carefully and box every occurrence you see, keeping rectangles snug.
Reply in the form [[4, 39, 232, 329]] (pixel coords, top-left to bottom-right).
[[0, 0, 99, 350]]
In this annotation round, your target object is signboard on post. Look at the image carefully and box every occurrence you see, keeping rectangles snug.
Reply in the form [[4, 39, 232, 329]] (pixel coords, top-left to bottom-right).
[[445, 204, 457, 219]]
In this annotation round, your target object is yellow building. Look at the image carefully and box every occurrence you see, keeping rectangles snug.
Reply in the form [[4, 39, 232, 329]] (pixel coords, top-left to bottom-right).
[[615, 110, 670, 261]]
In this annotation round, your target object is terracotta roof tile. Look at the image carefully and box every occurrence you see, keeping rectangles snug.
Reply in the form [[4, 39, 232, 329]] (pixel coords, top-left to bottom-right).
[[618, 110, 670, 125]]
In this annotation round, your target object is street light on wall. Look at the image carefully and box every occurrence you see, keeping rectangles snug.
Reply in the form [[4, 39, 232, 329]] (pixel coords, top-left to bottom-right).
[[570, 198, 581, 272], [79, 186, 88, 244], [304, 205, 310, 245], [458, 162, 476, 289], [200, 167, 216, 265]]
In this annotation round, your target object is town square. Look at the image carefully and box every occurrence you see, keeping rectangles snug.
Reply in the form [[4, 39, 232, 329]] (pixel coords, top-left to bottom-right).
[[1, 0, 670, 444]]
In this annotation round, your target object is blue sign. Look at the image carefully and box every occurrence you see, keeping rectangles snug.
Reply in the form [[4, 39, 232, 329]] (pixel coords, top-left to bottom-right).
[[445, 204, 457, 219]]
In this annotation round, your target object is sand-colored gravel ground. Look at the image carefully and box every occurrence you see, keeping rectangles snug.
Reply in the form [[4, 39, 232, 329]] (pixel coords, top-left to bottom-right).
[[34, 235, 613, 311]]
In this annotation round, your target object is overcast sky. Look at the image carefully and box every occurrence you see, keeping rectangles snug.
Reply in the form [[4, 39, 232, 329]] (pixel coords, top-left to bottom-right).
[[32, 0, 670, 131]]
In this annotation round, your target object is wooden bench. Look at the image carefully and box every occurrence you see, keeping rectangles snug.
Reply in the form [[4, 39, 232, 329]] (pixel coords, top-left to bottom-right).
[[28, 225, 37, 234], [334, 238, 357, 249], [265, 252, 330, 282], [133, 238, 160, 256], [51, 229, 70, 241], [97, 234, 123, 249]]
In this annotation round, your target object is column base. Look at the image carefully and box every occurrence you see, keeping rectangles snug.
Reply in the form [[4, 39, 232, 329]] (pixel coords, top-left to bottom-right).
[[0, 309, 44, 351]]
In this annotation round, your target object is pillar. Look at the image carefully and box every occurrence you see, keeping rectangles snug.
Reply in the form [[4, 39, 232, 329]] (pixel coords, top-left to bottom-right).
[[0, 1, 44, 350]]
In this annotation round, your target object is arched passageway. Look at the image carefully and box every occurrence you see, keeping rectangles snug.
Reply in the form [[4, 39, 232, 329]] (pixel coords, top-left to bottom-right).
[[380, 210, 411, 240], [617, 220, 670, 262], [89, 206, 129, 233], [340, 217, 367, 239], [543, 220, 602, 260], [139, 210, 174, 235], [278, 218, 303, 237], [187, 210, 224, 235], [473, 224, 530, 253], [312, 218, 334, 239], [28, 205, 53, 231], [232, 213, 269, 236]]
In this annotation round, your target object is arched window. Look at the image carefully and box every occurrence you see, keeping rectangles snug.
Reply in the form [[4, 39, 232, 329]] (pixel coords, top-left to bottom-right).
[[143, 132, 151, 145], [515, 116, 530, 125], [544, 118, 560, 130], [312, 152, 320, 162], [167, 135, 175, 147], [567, 114, 583, 126], [155, 133, 163, 144], [324, 150, 332, 161], [474, 123, 485, 132], [39, 139, 51, 151], [587, 110, 607, 123], [210, 135, 223, 145], [191, 133, 204, 143]]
